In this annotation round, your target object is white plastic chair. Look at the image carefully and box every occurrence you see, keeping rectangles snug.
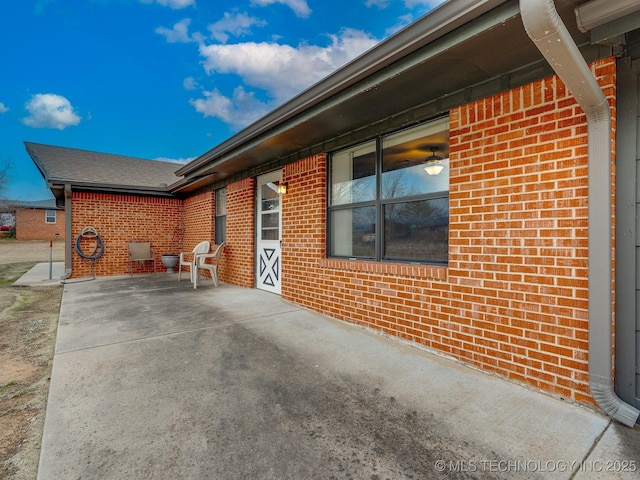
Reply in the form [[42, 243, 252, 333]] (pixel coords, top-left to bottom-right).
[[178, 241, 210, 284], [193, 243, 225, 289]]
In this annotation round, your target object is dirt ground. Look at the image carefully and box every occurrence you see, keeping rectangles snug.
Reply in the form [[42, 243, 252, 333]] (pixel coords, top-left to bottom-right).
[[0, 240, 64, 480]]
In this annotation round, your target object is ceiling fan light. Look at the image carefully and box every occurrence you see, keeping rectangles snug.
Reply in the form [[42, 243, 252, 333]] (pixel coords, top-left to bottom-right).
[[423, 146, 445, 175], [424, 162, 444, 175]]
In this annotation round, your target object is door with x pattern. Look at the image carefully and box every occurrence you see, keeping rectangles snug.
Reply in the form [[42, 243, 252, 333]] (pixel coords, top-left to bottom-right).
[[256, 170, 283, 294]]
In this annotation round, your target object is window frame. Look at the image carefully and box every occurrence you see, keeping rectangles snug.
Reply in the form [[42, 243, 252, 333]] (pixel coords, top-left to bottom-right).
[[215, 187, 227, 244], [327, 117, 449, 265], [45, 209, 56, 224]]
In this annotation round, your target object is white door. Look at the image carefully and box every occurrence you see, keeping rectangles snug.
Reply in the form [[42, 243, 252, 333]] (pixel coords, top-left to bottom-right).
[[256, 170, 283, 294]]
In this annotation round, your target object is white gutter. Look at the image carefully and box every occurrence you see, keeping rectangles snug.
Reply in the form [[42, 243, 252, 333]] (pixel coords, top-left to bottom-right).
[[520, 0, 639, 427]]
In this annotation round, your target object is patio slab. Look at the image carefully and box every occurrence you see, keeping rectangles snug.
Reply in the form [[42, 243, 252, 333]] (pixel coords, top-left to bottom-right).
[[37, 274, 640, 479], [12, 261, 65, 287]]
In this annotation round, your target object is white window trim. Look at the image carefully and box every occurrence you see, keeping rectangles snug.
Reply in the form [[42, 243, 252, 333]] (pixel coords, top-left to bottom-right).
[[45, 210, 56, 224]]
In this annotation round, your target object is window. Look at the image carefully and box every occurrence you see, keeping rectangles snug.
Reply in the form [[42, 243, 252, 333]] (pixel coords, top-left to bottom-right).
[[215, 188, 227, 244], [328, 116, 449, 264], [45, 210, 56, 224]]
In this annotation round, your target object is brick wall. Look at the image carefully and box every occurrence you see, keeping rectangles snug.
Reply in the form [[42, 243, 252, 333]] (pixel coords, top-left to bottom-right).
[[280, 57, 617, 407], [69, 189, 228, 280], [183, 191, 227, 280], [184, 191, 215, 251], [444, 59, 616, 406], [223, 177, 255, 288], [16, 208, 65, 241], [282, 154, 327, 304], [71, 192, 183, 277]]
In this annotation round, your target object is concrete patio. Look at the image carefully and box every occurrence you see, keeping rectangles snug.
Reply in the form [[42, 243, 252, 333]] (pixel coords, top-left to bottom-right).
[[28, 272, 640, 479]]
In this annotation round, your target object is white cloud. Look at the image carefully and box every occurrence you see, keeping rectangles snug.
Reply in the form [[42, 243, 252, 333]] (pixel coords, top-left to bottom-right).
[[404, 0, 446, 9], [0, 102, 8, 113], [190, 87, 271, 129], [208, 12, 267, 44], [191, 29, 379, 128], [198, 28, 379, 104], [250, 0, 311, 18], [183, 77, 198, 90], [140, 0, 195, 9], [365, 0, 391, 7], [22, 94, 81, 130], [387, 13, 415, 35], [156, 18, 192, 43], [157, 18, 206, 44]]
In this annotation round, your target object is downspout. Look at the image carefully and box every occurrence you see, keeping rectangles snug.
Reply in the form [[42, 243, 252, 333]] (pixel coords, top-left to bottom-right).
[[60, 184, 72, 280], [520, 0, 640, 427]]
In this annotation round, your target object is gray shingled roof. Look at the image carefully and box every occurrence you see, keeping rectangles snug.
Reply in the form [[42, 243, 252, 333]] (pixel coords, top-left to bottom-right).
[[25, 142, 183, 192]]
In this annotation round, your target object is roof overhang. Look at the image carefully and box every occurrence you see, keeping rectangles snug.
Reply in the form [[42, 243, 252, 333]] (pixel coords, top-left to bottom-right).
[[45, 180, 175, 202], [171, 0, 608, 194], [168, 174, 218, 195]]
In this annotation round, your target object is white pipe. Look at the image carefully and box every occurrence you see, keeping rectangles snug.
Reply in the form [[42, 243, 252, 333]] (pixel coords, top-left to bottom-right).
[[520, 0, 639, 427]]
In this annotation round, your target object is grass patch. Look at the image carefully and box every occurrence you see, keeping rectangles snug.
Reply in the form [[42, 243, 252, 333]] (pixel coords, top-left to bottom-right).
[[11, 294, 32, 313], [0, 263, 36, 286], [0, 381, 21, 391]]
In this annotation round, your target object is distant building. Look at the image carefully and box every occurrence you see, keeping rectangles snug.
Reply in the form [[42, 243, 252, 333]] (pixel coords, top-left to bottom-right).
[[12, 199, 65, 241]]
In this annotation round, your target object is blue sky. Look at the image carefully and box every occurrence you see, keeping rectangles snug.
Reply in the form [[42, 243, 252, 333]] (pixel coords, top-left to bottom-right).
[[1, 0, 444, 201]]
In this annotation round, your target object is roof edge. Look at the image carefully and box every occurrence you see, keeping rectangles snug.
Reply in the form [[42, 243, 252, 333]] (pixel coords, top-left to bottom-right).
[[48, 180, 175, 196]]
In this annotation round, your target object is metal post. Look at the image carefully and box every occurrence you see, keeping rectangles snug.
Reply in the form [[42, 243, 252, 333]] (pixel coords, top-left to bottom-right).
[[49, 240, 53, 280]]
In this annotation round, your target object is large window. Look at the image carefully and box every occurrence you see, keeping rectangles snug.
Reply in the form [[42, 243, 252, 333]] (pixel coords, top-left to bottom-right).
[[328, 117, 449, 264], [215, 187, 226, 244]]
